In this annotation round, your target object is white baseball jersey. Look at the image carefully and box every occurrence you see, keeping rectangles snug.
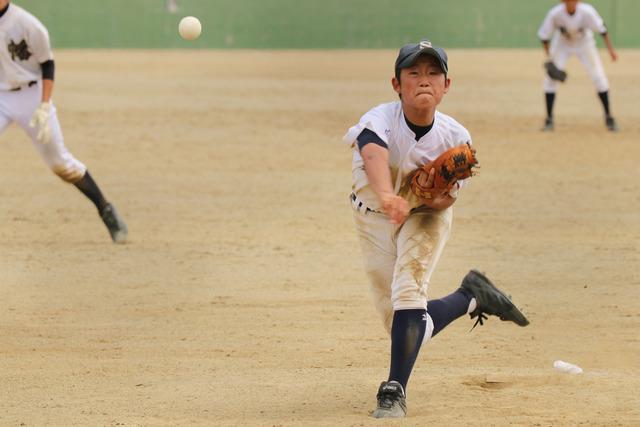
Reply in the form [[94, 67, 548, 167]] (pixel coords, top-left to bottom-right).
[[343, 101, 472, 212], [344, 101, 471, 334], [538, 2, 607, 48], [0, 3, 53, 90]]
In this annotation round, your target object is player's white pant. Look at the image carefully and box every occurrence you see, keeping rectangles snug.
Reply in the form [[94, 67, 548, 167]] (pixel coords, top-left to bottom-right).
[[544, 40, 609, 93], [352, 199, 452, 336], [0, 83, 86, 182]]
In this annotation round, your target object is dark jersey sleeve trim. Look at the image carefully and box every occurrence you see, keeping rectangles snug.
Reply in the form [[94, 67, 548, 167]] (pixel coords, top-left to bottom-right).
[[357, 128, 388, 151], [41, 60, 55, 80]]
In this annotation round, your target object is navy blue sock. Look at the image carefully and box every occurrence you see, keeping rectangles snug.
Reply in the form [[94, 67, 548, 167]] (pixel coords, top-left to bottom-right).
[[545, 92, 556, 119], [598, 91, 611, 117], [388, 309, 427, 392], [427, 288, 472, 337], [74, 171, 109, 213]]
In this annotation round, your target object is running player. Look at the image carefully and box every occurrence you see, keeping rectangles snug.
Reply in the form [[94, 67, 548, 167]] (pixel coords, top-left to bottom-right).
[[0, 0, 127, 243]]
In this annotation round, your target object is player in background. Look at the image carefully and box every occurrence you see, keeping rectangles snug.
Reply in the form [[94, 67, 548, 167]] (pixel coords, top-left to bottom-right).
[[344, 39, 529, 418], [166, 0, 179, 14], [0, 0, 127, 243], [538, 0, 619, 132]]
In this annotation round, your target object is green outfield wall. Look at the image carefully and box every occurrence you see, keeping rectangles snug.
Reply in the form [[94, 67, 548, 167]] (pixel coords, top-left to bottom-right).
[[13, 0, 640, 49]]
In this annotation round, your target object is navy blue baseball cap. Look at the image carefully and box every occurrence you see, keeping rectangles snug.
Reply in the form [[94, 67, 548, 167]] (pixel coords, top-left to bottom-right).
[[395, 39, 448, 79]]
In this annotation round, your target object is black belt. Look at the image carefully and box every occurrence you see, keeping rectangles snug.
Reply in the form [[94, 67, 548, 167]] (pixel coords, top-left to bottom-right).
[[351, 193, 378, 214], [10, 80, 37, 92]]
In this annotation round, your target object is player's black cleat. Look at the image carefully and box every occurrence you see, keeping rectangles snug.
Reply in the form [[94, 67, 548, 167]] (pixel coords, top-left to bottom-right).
[[100, 203, 128, 244], [372, 381, 407, 418], [460, 269, 529, 329], [605, 116, 619, 132], [541, 117, 554, 132]]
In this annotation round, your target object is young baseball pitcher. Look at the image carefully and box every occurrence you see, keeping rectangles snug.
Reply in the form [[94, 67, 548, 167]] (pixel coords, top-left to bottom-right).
[[539, 0, 619, 131], [344, 39, 529, 418], [0, 0, 127, 242]]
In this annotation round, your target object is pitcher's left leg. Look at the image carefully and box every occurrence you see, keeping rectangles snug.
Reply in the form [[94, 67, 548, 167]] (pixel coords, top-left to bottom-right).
[[381, 209, 452, 398]]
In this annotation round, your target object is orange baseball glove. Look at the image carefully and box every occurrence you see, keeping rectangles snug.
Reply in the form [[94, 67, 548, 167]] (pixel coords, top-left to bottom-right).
[[410, 142, 478, 199]]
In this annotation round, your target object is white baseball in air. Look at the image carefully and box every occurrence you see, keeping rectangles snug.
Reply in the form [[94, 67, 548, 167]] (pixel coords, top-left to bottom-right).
[[179, 16, 202, 41]]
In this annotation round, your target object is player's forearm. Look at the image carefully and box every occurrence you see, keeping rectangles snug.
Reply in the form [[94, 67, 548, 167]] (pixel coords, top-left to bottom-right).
[[361, 144, 395, 199], [41, 79, 53, 103], [40, 60, 55, 103], [602, 34, 616, 57], [602, 33, 613, 49], [541, 40, 550, 57]]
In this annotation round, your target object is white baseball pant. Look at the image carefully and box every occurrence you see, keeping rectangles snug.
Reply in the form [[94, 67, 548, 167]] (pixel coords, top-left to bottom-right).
[[351, 194, 452, 337], [0, 83, 86, 182], [544, 40, 609, 93]]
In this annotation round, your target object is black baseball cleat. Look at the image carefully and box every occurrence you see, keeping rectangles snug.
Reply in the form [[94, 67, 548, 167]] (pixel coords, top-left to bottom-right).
[[605, 116, 619, 132], [372, 381, 406, 418], [100, 203, 128, 244], [541, 117, 554, 132], [460, 269, 529, 329]]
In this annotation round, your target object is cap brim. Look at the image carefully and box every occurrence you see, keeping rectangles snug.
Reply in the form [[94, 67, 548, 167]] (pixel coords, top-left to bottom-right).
[[397, 48, 447, 74]]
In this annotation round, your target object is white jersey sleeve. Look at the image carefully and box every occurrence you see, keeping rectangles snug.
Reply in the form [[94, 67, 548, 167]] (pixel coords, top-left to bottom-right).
[[23, 12, 53, 63], [538, 6, 559, 41], [583, 3, 607, 34], [343, 104, 392, 149], [343, 103, 397, 203]]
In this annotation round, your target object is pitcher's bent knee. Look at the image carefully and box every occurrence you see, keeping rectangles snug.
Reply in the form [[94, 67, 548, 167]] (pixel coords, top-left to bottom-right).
[[392, 291, 428, 312]]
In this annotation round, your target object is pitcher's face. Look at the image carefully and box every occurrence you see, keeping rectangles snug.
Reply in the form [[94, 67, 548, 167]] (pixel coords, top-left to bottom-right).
[[392, 55, 450, 111]]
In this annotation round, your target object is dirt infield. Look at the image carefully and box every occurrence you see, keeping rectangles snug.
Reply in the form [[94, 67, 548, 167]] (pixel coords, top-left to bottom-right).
[[1, 50, 639, 426]]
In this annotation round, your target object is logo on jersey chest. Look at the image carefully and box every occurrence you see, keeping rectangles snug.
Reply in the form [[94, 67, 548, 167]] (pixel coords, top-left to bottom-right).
[[8, 39, 32, 61], [559, 26, 584, 40]]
